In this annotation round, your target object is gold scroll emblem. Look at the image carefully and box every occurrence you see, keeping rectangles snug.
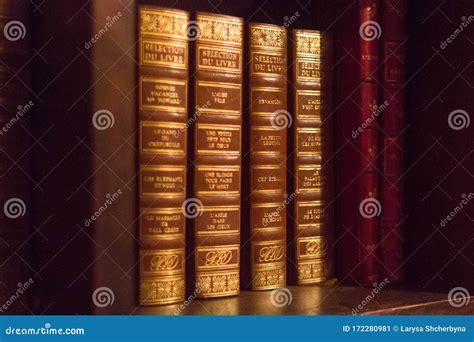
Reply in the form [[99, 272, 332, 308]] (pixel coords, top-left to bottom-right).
[[259, 244, 284, 262], [298, 236, 327, 259], [151, 254, 180, 271], [196, 245, 240, 270], [140, 249, 184, 276], [205, 250, 233, 266]]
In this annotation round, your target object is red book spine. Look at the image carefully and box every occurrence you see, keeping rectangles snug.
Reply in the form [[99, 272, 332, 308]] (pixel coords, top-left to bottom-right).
[[335, 0, 380, 286], [358, 0, 381, 285], [380, 0, 407, 283]]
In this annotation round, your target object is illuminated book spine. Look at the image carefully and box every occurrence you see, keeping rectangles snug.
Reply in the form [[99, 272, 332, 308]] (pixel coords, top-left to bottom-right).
[[192, 12, 243, 298], [138, 6, 189, 305], [247, 23, 287, 290], [288, 30, 336, 285]]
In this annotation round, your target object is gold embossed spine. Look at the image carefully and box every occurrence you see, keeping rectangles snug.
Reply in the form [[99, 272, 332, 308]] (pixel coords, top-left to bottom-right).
[[193, 12, 243, 298], [138, 6, 189, 305], [247, 23, 288, 290], [288, 30, 335, 285]]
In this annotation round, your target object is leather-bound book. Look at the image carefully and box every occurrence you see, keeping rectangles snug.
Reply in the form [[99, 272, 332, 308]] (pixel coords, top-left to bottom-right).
[[137, 6, 189, 305], [0, 0, 32, 313], [246, 23, 287, 290], [32, 0, 139, 313], [287, 29, 335, 285], [192, 12, 243, 298], [334, 0, 381, 286], [379, 0, 406, 284]]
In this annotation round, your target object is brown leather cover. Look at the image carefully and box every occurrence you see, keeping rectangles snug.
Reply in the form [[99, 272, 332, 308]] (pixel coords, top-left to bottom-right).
[[192, 12, 243, 298], [379, 0, 407, 283], [137, 6, 188, 305], [334, 0, 381, 286], [0, 0, 32, 313], [247, 23, 287, 290], [288, 29, 335, 285], [32, 0, 138, 314]]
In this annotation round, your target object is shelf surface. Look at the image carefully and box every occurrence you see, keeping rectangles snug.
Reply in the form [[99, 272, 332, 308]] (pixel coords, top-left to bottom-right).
[[133, 285, 474, 315]]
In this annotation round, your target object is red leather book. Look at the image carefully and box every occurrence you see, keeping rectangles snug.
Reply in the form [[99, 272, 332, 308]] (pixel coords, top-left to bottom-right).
[[335, 0, 381, 286], [379, 0, 407, 283], [32, 0, 139, 314]]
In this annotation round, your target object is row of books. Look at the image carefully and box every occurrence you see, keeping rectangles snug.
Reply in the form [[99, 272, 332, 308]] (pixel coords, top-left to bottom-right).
[[138, 6, 334, 305], [0, 0, 410, 312], [137, 0, 407, 306]]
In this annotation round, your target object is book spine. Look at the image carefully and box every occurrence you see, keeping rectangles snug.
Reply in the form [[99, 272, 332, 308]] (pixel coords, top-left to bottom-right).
[[358, 0, 381, 285], [193, 12, 243, 298], [289, 30, 332, 285], [380, 0, 407, 283], [247, 23, 287, 290], [0, 0, 32, 313], [138, 6, 189, 305]]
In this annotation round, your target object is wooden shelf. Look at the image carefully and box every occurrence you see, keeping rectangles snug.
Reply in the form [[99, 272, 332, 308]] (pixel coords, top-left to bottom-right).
[[135, 285, 474, 315]]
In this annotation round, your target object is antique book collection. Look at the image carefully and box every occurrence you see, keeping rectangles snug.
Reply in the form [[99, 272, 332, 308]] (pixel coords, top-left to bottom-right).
[[137, 6, 334, 305], [12, 0, 472, 314], [136, 0, 405, 306]]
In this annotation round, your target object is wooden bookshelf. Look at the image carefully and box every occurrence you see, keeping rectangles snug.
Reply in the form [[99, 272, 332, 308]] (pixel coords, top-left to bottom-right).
[[28, 0, 473, 314], [135, 285, 474, 315]]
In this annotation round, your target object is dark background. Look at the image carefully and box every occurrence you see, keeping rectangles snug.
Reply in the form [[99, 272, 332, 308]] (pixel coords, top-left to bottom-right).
[[22, 0, 474, 313]]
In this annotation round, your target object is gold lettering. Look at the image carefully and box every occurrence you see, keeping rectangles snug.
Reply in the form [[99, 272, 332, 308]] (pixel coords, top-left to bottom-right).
[[259, 245, 284, 262], [305, 240, 321, 255], [150, 254, 180, 271], [205, 250, 233, 266]]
